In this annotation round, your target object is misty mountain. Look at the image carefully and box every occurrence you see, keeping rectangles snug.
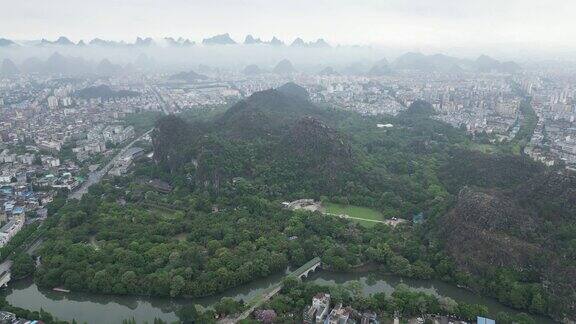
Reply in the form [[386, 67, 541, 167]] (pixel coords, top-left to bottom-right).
[[476, 55, 501, 72], [341, 62, 370, 75], [202, 33, 236, 45], [17, 53, 95, 75], [318, 66, 339, 76], [273, 59, 296, 74], [290, 38, 306, 47], [1, 59, 19, 76], [96, 59, 123, 76], [0, 38, 17, 47], [393, 52, 466, 72], [476, 55, 521, 73], [309, 39, 331, 48], [391, 52, 521, 74], [135, 37, 154, 46], [499, 61, 522, 73], [44, 52, 92, 75], [368, 58, 392, 76], [169, 70, 209, 82], [197, 64, 213, 74], [135, 53, 155, 68], [268, 36, 284, 46], [394, 52, 436, 70], [40, 36, 75, 46], [290, 38, 330, 48], [244, 35, 263, 45], [89, 38, 125, 47], [20, 57, 44, 73], [243, 64, 262, 75], [164, 37, 194, 47]]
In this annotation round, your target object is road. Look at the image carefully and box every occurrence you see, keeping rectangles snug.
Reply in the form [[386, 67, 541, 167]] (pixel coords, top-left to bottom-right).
[[0, 260, 12, 274], [0, 92, 169, 282], [0, 129, 154, 274], [148, 82, 172, 115], [324, 212, 407, 227], [69, 128, 153, 200]]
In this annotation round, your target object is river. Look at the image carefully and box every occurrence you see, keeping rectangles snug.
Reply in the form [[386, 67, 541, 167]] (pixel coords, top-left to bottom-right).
[[3, 271, 557, 323]]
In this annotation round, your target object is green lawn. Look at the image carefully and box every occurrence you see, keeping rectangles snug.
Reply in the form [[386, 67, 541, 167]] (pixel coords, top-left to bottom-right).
[[323, 203, 385, 227], [469, 143, 498, 154]]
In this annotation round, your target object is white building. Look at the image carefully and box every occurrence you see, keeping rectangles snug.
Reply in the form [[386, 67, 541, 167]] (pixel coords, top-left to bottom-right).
[[47, 96, 59, 109], [0, 214, 25, 248]]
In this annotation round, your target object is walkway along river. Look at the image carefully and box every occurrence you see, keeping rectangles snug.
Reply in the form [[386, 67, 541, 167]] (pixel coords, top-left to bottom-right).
[[3, 269, 557, 323]]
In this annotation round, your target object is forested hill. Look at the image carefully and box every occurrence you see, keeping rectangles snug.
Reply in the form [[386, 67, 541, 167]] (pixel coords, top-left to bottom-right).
[[27, 81, 576, 322], [152, 84, 358, 196], [150, 84, 576, 321], [216, 83, 325, 139]]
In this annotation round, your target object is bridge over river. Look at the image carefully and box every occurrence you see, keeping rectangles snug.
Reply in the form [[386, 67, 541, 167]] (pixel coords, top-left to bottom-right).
[[219, 257, 321, 323]]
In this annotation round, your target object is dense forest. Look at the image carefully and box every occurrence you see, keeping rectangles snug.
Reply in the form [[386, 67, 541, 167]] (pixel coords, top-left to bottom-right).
[[35, 84, 575, 322]]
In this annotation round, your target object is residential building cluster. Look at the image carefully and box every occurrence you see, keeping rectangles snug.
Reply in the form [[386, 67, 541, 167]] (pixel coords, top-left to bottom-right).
[[0, 310, 41, 324], [303, 293, 379, 324], [517, 74, 576, 168], [0, 74, 170, 248]]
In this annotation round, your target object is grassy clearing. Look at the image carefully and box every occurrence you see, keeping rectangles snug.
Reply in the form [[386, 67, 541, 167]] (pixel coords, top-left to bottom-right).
[[469, 143, 498, 154], [324, 203, 384, 227]]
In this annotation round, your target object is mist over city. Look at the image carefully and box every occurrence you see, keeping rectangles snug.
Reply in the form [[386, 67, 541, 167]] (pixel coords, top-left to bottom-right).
[[0, 1, 575, 324]]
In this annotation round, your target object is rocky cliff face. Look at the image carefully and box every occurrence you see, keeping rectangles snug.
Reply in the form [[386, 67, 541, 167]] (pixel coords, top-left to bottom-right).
[[441, 187, 543, 272], [441, 179, 576, 320]]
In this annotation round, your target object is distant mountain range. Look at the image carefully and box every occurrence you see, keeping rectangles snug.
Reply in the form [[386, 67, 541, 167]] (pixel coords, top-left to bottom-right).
[[202, 33, 236, 45], [0, 37, 522, 77], [290, 38, 330, 48], [311, 53, 522, 76], [39, 36, 76, 46], [3, 52, 130, 76], [163, 37, 195, 47], [390, 52, 521, 74], [0, 35, 330, 48], [0, 52, 522, 77]]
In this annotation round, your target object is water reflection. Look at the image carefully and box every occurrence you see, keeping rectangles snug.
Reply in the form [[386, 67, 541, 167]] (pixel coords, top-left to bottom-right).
[[4, 270, 557, 324], [307, 271, 557, 324], [4, 270, 289, 324]]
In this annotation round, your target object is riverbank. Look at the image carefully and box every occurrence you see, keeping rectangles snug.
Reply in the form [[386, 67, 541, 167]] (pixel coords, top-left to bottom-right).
[[3, 270, 558, 324]]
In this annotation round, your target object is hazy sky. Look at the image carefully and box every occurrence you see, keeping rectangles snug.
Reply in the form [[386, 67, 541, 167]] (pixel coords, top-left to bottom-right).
[[2, 0, 574, 49]]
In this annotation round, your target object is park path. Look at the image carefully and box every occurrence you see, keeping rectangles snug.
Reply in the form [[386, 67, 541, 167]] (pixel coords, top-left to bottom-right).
[[324, 212, 406, 226]]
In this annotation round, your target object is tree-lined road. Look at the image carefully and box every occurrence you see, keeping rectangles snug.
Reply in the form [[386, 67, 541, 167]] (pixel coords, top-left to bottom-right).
[[69, 128, 153, 200]]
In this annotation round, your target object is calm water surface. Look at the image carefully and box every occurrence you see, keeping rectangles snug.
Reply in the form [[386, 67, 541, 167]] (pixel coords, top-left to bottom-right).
[[4, 270, 557, 323]]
